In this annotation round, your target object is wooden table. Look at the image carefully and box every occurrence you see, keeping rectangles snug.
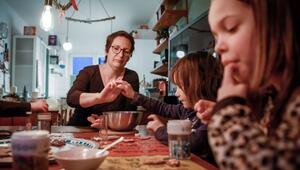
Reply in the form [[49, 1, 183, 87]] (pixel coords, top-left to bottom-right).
[[0, 126, 218, 170]]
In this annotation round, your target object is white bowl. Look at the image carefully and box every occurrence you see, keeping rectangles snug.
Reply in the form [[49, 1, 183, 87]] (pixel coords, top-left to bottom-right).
[[54, 147, 109, 170]]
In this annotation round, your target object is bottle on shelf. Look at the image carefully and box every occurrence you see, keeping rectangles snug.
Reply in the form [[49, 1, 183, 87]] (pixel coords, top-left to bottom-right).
[[22, 86, 28, 102]]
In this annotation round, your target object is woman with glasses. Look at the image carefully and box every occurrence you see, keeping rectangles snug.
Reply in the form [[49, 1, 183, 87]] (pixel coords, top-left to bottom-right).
[[67, 30, 139, 126]]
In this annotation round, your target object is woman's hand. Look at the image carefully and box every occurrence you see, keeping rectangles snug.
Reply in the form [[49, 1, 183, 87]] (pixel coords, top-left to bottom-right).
[[30, 99, 48, 113], [97, 79, 122, 103], [87, 114, 104, 129], [115, 80, 135, 99], [146, 114, 165, 132], [194, 100, 215, 124], [217, 63, 248, 101]]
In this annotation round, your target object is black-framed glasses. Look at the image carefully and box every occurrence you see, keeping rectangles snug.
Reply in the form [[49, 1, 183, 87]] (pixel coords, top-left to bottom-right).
[[110, 45, 132, 57]]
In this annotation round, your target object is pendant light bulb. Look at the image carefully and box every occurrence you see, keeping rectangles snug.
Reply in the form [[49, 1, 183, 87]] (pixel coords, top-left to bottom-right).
[[63, 41, 72, 51], [40, 0, 54, 31], [63, 20, 72, 51], [40, 3, 54, 32]]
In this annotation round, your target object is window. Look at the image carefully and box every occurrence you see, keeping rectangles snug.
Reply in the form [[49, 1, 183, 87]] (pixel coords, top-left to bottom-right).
[[72, 56, 93, 75], [70, 55, 105, 76]]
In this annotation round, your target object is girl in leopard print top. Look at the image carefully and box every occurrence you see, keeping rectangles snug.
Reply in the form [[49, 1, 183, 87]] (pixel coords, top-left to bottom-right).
[[195, 0, 300, 169]]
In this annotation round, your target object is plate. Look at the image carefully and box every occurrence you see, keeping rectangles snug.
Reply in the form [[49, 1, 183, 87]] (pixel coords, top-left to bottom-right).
[[53, 138, 99, 151]]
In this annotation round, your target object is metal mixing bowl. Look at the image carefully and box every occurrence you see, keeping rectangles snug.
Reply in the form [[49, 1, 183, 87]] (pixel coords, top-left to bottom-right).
[[103, 111, 142, 131]]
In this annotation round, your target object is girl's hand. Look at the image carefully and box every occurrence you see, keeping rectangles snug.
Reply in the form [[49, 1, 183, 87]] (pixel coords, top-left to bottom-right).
[[87, 114, 105, 129], [87, 114, 99, 124], [116, 80, 135, 99], [194, 100, 215, 124], [31, 99, 48, 112], [146, 114, 165, 132], [217, 63, 248, 101], [98, 79, 122, 103]]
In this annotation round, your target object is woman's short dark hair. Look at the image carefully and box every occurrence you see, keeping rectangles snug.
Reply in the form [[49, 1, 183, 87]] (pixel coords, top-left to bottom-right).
[[105, 30, 135, 53]]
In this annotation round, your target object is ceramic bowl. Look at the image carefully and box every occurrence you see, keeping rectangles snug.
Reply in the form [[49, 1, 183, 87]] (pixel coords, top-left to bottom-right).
[[104, 111, 142, 131], [54, 147, 109, 170]]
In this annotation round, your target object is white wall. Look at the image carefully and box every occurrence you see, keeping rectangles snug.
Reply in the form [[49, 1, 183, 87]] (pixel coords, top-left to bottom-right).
[[127, 39, 161, 89], [0, 0, 29, 94], [0, 0, 28, 51]]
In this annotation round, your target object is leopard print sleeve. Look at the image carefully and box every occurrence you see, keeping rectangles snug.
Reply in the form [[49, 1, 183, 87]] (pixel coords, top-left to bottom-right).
[[208, 94, 300, 170]]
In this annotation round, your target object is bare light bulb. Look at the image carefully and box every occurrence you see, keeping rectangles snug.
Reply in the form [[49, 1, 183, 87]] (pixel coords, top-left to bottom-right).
[[40, 5, 54, 32], [63, 41, 72, 51]]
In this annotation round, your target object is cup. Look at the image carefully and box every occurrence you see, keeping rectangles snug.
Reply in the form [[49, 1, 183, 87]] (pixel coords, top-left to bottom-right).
[[11, 130, 50, 170], [37, 113, 52, 133], [11, 86, 17, 94], [31, 91, 39, 100], [135, 125, 149, 136], [167, 120, 192, 160]]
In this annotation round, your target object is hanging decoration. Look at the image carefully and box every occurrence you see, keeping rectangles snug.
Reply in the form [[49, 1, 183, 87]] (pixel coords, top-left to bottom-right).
[[53, 0, 79, 11], [65, 0, 115, 24]]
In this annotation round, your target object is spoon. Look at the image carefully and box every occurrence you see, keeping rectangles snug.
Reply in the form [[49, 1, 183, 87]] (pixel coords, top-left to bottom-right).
[[97, 136, 124, 155]]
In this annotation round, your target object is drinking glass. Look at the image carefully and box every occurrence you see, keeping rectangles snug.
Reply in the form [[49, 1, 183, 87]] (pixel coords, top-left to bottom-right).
[[167, 120, 192, 160], [98, 113, 108, 141]]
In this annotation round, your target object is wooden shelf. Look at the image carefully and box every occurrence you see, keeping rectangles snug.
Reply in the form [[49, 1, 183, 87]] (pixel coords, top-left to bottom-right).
[[151, 63, 168, 77], [163, 0, 180, 9], [153, 39, 168, 54], [153, 10, 187, 31]]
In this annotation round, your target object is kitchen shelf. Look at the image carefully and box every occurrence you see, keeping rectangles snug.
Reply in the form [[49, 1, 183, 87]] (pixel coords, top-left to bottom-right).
[[151, 63, 168, 77], [153, 38, 168, 54], [163, 0, 180, 8], [152, 10, 187, 31]]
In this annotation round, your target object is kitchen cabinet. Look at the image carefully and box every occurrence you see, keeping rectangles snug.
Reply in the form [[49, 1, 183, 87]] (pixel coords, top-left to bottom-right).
[[12, 36, 48, 97], [150, 63, 168, 77], [152, 10, 188, 31], [153, 38, 168, 54], [151, 0, 188, 77], [168, 11, 214, 95]]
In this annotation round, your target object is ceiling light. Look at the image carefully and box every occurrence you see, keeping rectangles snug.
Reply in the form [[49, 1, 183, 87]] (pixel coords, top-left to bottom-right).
[[63, 21, 72, 51], [40, 0, 54, 32], [176, 44, 188, 58], [63, 41, 72, 51], [176, 50, 185, 58]]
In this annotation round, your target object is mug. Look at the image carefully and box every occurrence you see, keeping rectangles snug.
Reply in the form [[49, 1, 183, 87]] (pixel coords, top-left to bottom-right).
[[11, 130, 49, 170]]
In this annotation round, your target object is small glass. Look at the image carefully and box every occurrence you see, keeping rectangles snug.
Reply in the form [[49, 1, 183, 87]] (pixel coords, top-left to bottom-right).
[[135, 125, 149, 136], [98, 113, 108, 141], [25, 112, 32, 130], [37, 113, 52, 133]]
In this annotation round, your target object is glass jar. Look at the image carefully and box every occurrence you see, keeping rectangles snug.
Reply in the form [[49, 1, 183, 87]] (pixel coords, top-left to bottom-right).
[[37, 113, 51, 133], [167, 120, 192, 160]]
